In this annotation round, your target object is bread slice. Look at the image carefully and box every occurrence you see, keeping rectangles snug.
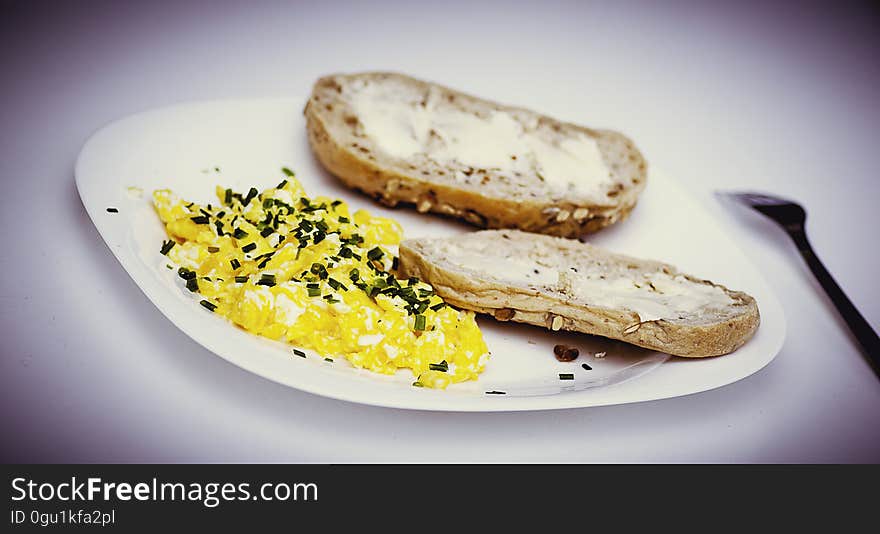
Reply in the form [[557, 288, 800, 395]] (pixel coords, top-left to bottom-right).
[[305, 72, 647, 238], [398, 230, 760, 357]]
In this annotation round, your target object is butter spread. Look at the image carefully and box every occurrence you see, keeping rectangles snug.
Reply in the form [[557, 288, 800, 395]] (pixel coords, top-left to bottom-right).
[[346, 81, 612, 196], [438, 242, 735, 323]]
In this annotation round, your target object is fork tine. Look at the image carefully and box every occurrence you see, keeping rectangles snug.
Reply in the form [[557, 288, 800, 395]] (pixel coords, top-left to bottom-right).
[[716, 190, 794, 207]]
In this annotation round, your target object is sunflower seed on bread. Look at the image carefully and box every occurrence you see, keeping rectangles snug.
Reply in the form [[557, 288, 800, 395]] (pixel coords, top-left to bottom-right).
[[398, 230, 760, 358], [304, 72, 647, 238]]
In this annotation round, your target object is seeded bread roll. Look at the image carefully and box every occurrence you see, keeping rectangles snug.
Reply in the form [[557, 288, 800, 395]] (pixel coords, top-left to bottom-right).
[[398, 230, 760, 358], [305, 72, 647, 238]]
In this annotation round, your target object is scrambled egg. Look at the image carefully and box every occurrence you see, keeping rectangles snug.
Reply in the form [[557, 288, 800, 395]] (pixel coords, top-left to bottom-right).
[[153, 169, 489, 389]]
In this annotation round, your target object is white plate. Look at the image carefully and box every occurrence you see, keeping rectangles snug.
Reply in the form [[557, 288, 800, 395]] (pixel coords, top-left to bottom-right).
[[75, 97, 786, 411]]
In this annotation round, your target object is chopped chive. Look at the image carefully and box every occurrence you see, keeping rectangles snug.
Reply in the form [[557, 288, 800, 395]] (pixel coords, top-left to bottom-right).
[[430, 302, 447, 311], [224, 188, 232, 204], [106, 207, 118, 213], [315, 220, 329, 232], [559, 373, 575, 380], [257, 274, 276, 287], [413, 314, 426, 331], [485, 390, 506, 395], [293, 348, 306, 358], [160, 240, 176, 255], [324, 357, 334, 362], [581, 363, 592, 371], [298, 219, 313, 232], [338, 216, 350, 223], [199, 300, 217, 312], [310, 263, 328, 279], [241, 243, 257, 253], [412, 381, 424, 387], [230, 258, 241, 270], [428, 360, 448, 372], [307, 286, 321, 297], [338, 247, 353, 258], [392, 256, 399, 270], [312, 231, 326, 244], [207, 246, 220, 253], [260, 227, 274, 238], [233, 228, 248, 239], [178, 267, 197, 280], [214, 220, 225, 236], [243, 187, 258, 206], [186, 278, 199, 292], [348, 269, 359, 282], [234, 275, 248, 283], [166, 264, 173, 270], [282, 167, 295, 177], [190, 215, 209, 224], [331, 199, 343, 207], [327, 278, 347, 291], [262, 198, 274, 209], [257, 254, 274, 269], [367, 247, 384, 261]]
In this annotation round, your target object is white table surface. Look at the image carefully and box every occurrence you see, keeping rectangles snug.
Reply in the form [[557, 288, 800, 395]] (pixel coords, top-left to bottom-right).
[[2, 0, 878, 463]]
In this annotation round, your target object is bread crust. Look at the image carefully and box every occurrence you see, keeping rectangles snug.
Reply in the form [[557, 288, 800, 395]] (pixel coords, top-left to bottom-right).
[[398, 230, 760, 358], [304, 72, 647, 238]]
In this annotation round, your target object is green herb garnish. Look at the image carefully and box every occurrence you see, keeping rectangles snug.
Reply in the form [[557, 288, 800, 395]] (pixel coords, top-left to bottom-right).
[[413, 314, 427, 331], [428, 360, 448, 372], [242, 187, 258, 206], [200, 300, 217, 312], [257, 274, 276, 287], [327, 277, 347, 291], [241, 243, 257, 253], [367, 247, 384, 261], [160, 240, 176, 255]]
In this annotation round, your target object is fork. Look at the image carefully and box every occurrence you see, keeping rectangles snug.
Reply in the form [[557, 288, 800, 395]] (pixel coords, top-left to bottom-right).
[[718, 191, 880, 376]]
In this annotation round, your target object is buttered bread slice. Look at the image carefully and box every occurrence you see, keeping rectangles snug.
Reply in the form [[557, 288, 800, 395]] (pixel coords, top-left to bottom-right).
[[305, 72, 647, 238], [399, 230, 760, 357]]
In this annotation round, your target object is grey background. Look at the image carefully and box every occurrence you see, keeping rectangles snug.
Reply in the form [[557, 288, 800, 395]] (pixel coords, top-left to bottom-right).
[[1, 0, 878, 462]]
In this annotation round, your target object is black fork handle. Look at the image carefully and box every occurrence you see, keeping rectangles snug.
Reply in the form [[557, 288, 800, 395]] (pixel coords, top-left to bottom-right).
[[787, 226, 880, 377]]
